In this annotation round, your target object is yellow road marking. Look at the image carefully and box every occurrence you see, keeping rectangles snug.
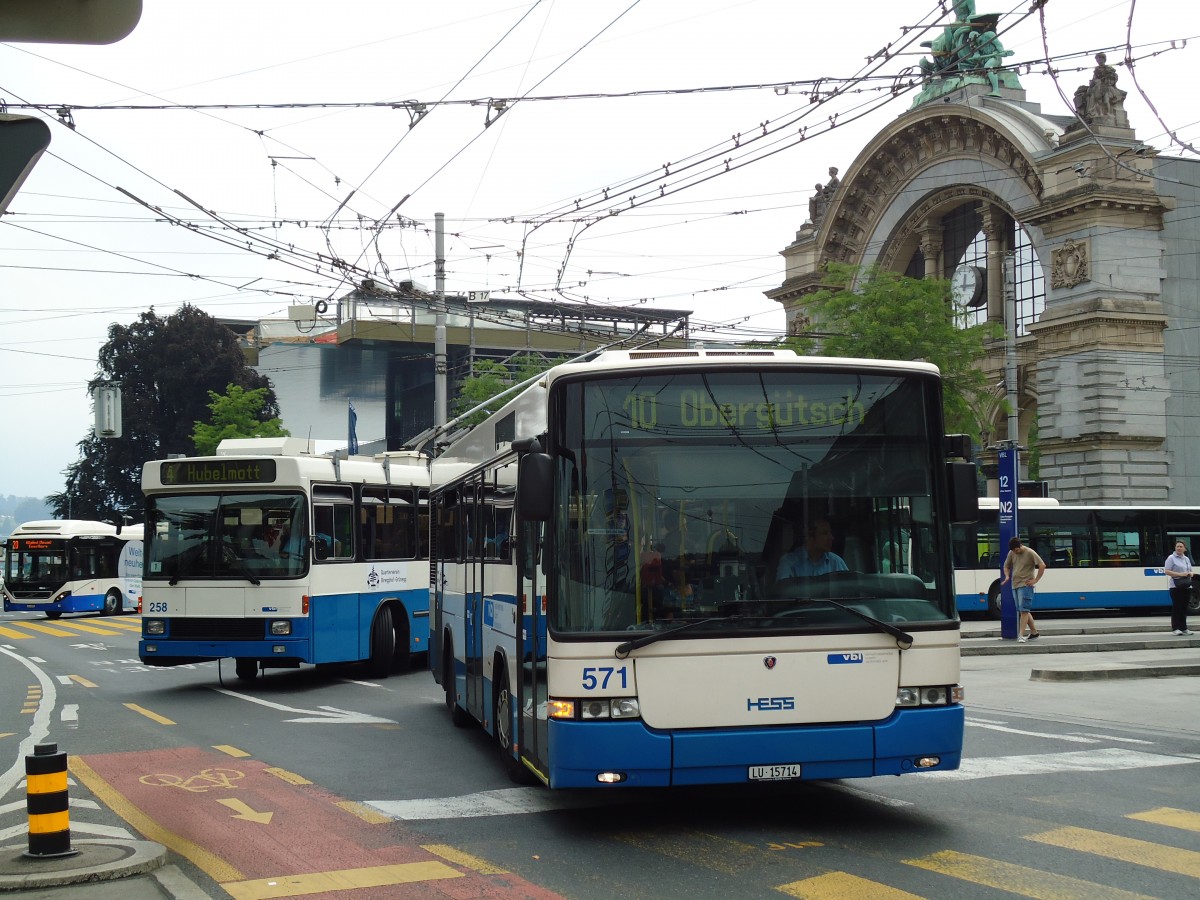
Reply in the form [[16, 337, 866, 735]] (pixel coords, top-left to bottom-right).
[[422, 843, 508, 874], [221, 861, 463, 899], [264, 767, 311, 785], [68, 675, 98, 688], [214, 745, 251, 758], [1127, 807, 1200, 833], [11, 621, 75, 636], [0, 626, 32, 639], [905, 849, 1154, 899], [335, 801, 391, 824], [47, 620, 122, 635], [1029, 826, 1200, 878], [0, 733, 15, 740], [615, 828, 763, 876], [777, 872, 923, 898], [96, 618, 144, 630], [217, 798, 273, 824], [123, 703, 176, 725], [69, 755, 245, 883]]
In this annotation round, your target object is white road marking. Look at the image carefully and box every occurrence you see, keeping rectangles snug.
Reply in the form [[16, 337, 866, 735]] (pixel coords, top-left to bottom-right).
[[210, 688, 397, 724], [367, 787, 597, 820], [0, 821, 133, 842], [1069, 732, 1155, 745], [967, 722, 1099, 743], [0, 647, 56, 800], [821, 782, 913, 807], [60, 704, 79, 726], [924, 748, 1198, 781]]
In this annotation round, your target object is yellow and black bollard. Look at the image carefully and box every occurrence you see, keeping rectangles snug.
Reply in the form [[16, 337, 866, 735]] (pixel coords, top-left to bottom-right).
[[24, 742, 78, 859]]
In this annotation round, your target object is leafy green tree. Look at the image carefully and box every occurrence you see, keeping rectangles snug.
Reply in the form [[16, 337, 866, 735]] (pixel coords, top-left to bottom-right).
[[47, 305, 279, 521], [783, 264, 999, 442], [192, 384, 289, 456], [453, 354, 567, 428]]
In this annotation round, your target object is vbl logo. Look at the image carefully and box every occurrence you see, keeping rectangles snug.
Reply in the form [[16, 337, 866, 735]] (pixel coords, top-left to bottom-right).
[[828, 653, 864, 664], [747, 696, 795, 711]]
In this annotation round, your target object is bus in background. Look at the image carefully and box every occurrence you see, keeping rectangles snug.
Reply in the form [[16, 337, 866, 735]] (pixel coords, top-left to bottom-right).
[[138, 437, 456, 682], [952, 497, 1200, 617], [3, 520, 143, 618], [429, 348, 977, 788]]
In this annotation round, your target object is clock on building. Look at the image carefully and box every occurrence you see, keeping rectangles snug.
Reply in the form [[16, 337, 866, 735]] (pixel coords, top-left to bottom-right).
[[951, 264, 986, 308]]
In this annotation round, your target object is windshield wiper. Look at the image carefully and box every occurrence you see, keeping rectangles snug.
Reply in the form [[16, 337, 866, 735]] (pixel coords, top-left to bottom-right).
[[797, 598, 913, 650], [614, 615, 738, 659]]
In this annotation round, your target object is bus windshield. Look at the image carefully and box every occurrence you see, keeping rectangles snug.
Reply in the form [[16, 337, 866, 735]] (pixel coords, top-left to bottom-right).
[[548, 369, 954, 635], [4, 538, 69, 590], [146, 492, 308, 581]]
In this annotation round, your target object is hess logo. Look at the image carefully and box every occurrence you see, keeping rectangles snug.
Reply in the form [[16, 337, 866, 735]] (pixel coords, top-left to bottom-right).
[[747, 696, 795, 711]]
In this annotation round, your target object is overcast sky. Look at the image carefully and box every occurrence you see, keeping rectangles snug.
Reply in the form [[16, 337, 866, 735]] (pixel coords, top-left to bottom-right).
[[1, 0, 1196, 499]]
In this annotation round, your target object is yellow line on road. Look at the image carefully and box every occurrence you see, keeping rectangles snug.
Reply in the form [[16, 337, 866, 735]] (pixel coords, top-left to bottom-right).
[[98, 618, 144, 630], [777, 872, 923, 898], [0, 626, 32, 639], [904, 849, 1154, 899], [1127, 807, 1200, 833], [221, 860, 463, 899], [422, 843, 508, 874], [68, 675, 98, 688], [214, 745, 251, 758], [264, 767, 311, 785], [335, 801, 391, 824], [69, 755, 245, 883], [11, 621, 74, 637], [1029, 826, 1200, 878], [123, 703, 176, 725], [47, 620, 122, 635]]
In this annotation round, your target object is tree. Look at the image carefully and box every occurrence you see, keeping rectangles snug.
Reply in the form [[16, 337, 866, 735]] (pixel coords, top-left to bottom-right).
[[192, 384, 289, 456], [784, 264, 999, 441], [47, 305, 279, 521], [452, 354, 567, 428]]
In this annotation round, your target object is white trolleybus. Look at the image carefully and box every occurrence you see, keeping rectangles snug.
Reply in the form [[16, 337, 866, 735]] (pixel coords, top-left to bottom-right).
[[138, 437, 451, 681], [953, 497, 1200, 617], [3, 519, 143, 618], [429, 348, 978, 788]]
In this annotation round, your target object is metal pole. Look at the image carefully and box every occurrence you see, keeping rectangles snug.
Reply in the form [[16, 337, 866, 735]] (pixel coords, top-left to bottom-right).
[[1003, 254, 1018, 450], [434, 212, 447, 427]]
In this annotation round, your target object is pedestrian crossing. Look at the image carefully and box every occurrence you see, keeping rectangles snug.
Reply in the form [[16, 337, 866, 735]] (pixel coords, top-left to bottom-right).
[[0, 615, 142, 641], [772, 807, 1200, 898]]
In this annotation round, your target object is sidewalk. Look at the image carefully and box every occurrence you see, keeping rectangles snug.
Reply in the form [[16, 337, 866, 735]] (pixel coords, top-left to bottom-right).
[[960, 615, 1200, 680]]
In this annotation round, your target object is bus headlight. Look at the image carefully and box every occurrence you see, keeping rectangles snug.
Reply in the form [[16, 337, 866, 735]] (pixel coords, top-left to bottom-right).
[[897, 685, 962, 707], [145, 619, 166, 635], [54, 591, 71, 603], [610, 698, 640, 719], [557, 698, 641, 720], [269, 620, 292, 636]]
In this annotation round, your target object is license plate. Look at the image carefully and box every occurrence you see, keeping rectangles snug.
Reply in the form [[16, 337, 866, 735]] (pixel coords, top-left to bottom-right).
[[749, 764, 802, 781]]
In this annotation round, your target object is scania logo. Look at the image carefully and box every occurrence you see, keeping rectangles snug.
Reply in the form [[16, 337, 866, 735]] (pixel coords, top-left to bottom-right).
[[763, 656, 777, 670]]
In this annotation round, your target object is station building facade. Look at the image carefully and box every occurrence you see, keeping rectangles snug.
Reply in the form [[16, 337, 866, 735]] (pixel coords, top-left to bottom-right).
[[767, 47, 1200, 505]]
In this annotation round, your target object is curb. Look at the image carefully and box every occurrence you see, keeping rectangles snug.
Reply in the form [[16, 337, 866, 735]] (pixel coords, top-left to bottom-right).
[[961, 637, 1200, 656], [1031, 663, 1200, 682], [0, 839, 165, 891]]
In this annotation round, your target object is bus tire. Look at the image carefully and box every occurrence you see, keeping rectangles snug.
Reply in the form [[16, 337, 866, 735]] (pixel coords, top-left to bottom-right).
[[443, 638, 471, 728], [1189, 587, 1200, 614], [366, 605, 395, 678], [102, 590, 120, 616], [987, 582, 1003, 620], [392, 610, 411, 673], [45, 611, 62, 620], [493, 663, 534, 784], [235, 658, 259, 681]]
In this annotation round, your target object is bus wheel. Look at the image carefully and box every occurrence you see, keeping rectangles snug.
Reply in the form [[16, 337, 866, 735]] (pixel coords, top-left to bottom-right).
[[366, 606, 395, 678], [102, 590, 120, 616], [392, 612, 411, 673], [235, 659, 259, 681], [443, 639, 471, 728], [493, 667, 534, 784], [1189, 589, 1200, 614], [45, 611, 62, 620], [987, 583, 1003, 620]]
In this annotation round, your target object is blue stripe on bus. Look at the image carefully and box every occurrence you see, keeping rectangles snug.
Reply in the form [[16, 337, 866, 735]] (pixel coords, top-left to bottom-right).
[[544, 705, 963, 788]]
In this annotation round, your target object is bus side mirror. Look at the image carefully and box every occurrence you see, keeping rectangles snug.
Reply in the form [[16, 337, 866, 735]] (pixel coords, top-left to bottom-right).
[[947, 461, 979, 524], [517, 452, 553, 523]]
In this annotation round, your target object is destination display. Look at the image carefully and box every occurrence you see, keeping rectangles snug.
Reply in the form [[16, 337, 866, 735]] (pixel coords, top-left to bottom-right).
[[160, 459, 277, 485], [573, 372, 921, 439]]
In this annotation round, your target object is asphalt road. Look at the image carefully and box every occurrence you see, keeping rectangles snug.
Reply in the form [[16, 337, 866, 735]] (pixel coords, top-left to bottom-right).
[[1, 611, 1197, 899]]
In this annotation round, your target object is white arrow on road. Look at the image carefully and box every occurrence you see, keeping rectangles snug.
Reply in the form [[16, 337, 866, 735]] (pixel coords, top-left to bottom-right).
[[211, 687, 397, 724]]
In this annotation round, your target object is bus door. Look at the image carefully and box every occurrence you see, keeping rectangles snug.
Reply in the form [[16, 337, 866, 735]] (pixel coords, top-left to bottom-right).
[[464, 475, 486, 723], [516, 517, 549, 776]]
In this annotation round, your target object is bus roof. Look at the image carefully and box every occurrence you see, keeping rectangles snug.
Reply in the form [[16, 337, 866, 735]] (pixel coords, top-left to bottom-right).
[[7, 520, 144, 540]]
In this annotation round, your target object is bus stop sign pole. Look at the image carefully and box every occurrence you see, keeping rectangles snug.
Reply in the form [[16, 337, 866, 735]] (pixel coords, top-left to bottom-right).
[[997, 444, 1019, 640]]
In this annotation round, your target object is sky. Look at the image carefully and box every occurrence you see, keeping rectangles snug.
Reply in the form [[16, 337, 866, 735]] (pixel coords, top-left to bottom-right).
[[1, 0, 1196, 499]]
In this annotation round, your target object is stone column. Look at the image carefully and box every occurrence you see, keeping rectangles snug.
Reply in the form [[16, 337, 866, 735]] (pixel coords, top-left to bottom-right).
[[981, 205, 1007, 325], [918, 220, 944, 279]]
